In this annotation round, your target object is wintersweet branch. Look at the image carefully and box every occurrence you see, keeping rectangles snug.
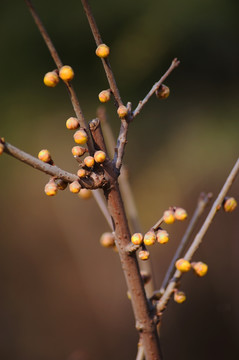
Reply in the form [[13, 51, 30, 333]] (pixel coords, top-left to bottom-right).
[[2, 140, 104, 189], [156, 158, 239, 314], [159, 192, 212, 293], [132, 58, 180, 118], [25, 0, 95, 154], [81, 0, 123, 108]]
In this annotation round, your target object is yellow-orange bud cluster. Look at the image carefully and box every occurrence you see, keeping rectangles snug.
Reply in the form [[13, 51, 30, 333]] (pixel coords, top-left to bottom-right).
[[94, 150, 106, 163], [98, 89, 111, 103], [131, 233, 143, 246], [100, 232, 115, 248], [73, 129, 88, 145], [43, 71, 59, 87], [95, 44, 110, 58], [175, 258, 191, 272], [38, 149, 52, 163], [59, 65, 74, 81], [192, 262, 208, 277]]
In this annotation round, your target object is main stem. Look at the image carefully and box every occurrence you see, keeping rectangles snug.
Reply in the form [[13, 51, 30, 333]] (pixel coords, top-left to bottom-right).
[[105, 180, 162, 360]]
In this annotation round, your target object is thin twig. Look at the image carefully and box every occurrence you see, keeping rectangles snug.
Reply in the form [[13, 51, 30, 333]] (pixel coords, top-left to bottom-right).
[[132, 58, 180, 119], [159, 192, 212, 293], [156, 158, 239, 314], [24, 0, 95, 154], [2, 140, 104, 189], [80, 0, 123, 107]]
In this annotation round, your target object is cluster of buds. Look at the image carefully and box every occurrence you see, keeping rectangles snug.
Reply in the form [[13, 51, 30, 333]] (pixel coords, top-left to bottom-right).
[[43, 65, 74, 88], [175, 258, 208, 277], [163, 207, 188, 224]]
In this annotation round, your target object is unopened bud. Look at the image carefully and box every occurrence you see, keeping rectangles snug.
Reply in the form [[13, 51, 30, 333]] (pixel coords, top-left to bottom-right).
[[175, 258, 191, 272], [174, 290, 186, 304], [44, 180, 58, 196], [43, 71, 59, 87], [131, 233, 143, 245], [100, 232, 115, 248], [95, 44, 110, 58], [59, 65, 74, 81], [156, 84, 170, 99], [73, 129, 88, 145], [98, 89, 111, 103], [174, 207, 188, 221], [223, 197, 237, 212], [156, 229, 169, 244], [66, 117, 79, 130], [117, 105, 128, 118], [163, 210, 175, 224], [78, 189, 92, 200], [192, 262, 208, 277], [71, 146, 87, 157], [138, 250, 150, 261], [69, 181, 81, 193], [143, 231, 156, 246], [94, 150, 106, 163]]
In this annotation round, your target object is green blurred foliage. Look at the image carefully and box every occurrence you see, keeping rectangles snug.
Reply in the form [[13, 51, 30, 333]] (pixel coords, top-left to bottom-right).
[[0, 0, 238, 359]]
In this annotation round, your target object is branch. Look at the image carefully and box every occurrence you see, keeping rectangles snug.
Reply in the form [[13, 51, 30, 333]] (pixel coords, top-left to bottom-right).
[[24, 0, 95, 154], [159, 192, 212, 293], [2, 140, 104, 189], [156, 158, 239, 314], [132, 58, 180, 119], [80, 0, 123, 107]]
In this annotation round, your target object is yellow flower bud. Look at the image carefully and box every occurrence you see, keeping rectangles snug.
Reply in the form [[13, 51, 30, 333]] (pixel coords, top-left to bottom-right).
[[84, 156, 95, 168], [78, 189, 92, 200], [71, 146, 86, 157], [77, 168, 87, 178], [59, 65, 74, 81], [175, 258, 191, 272], [223, 197, 237, 212], [174, 207, 188, 221], [156, 84, 170, 99], [69, 180, 81, 193], [117, 105, 128, 118], [138, 250, 150, 261], [192, 262, 208, 277], [73, 129, 88, 145], [44, 181, 58, 196], [131, 233, 143, 245], [156, 229, 169, 244], [163, 210, 175, 224], [94, 150, 106, 163], [95, 44, 110, 58], [0, 142, 4, 155], [43, 71, 59, 87], [66, 117, 79, 130], [38, 149, 51, 163], [174, 290, 186, 304], [100, 232, 115, 248], [98, 89, 111, 103], [143, 231, 156, 246]]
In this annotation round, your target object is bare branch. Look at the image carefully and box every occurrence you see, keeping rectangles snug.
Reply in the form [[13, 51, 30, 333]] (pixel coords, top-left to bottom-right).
[[132, 58, 180, 119], [156, 158, 239, 314]]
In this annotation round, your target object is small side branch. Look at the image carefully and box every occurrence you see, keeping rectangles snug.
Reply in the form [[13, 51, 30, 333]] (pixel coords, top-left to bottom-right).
[[81, 0, 123, 107], [132, 58, 180, 119], [2, 140, 104, 189], [157, 158, 239, 314], [159, 192, 212, 292]]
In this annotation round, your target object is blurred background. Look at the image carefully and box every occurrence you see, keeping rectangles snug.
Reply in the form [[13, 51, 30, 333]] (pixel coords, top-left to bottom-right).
[[0, 0, 238, 359]]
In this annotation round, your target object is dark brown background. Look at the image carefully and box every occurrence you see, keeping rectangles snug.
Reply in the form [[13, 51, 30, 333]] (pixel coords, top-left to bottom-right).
[[0, 0, 239, 359]]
